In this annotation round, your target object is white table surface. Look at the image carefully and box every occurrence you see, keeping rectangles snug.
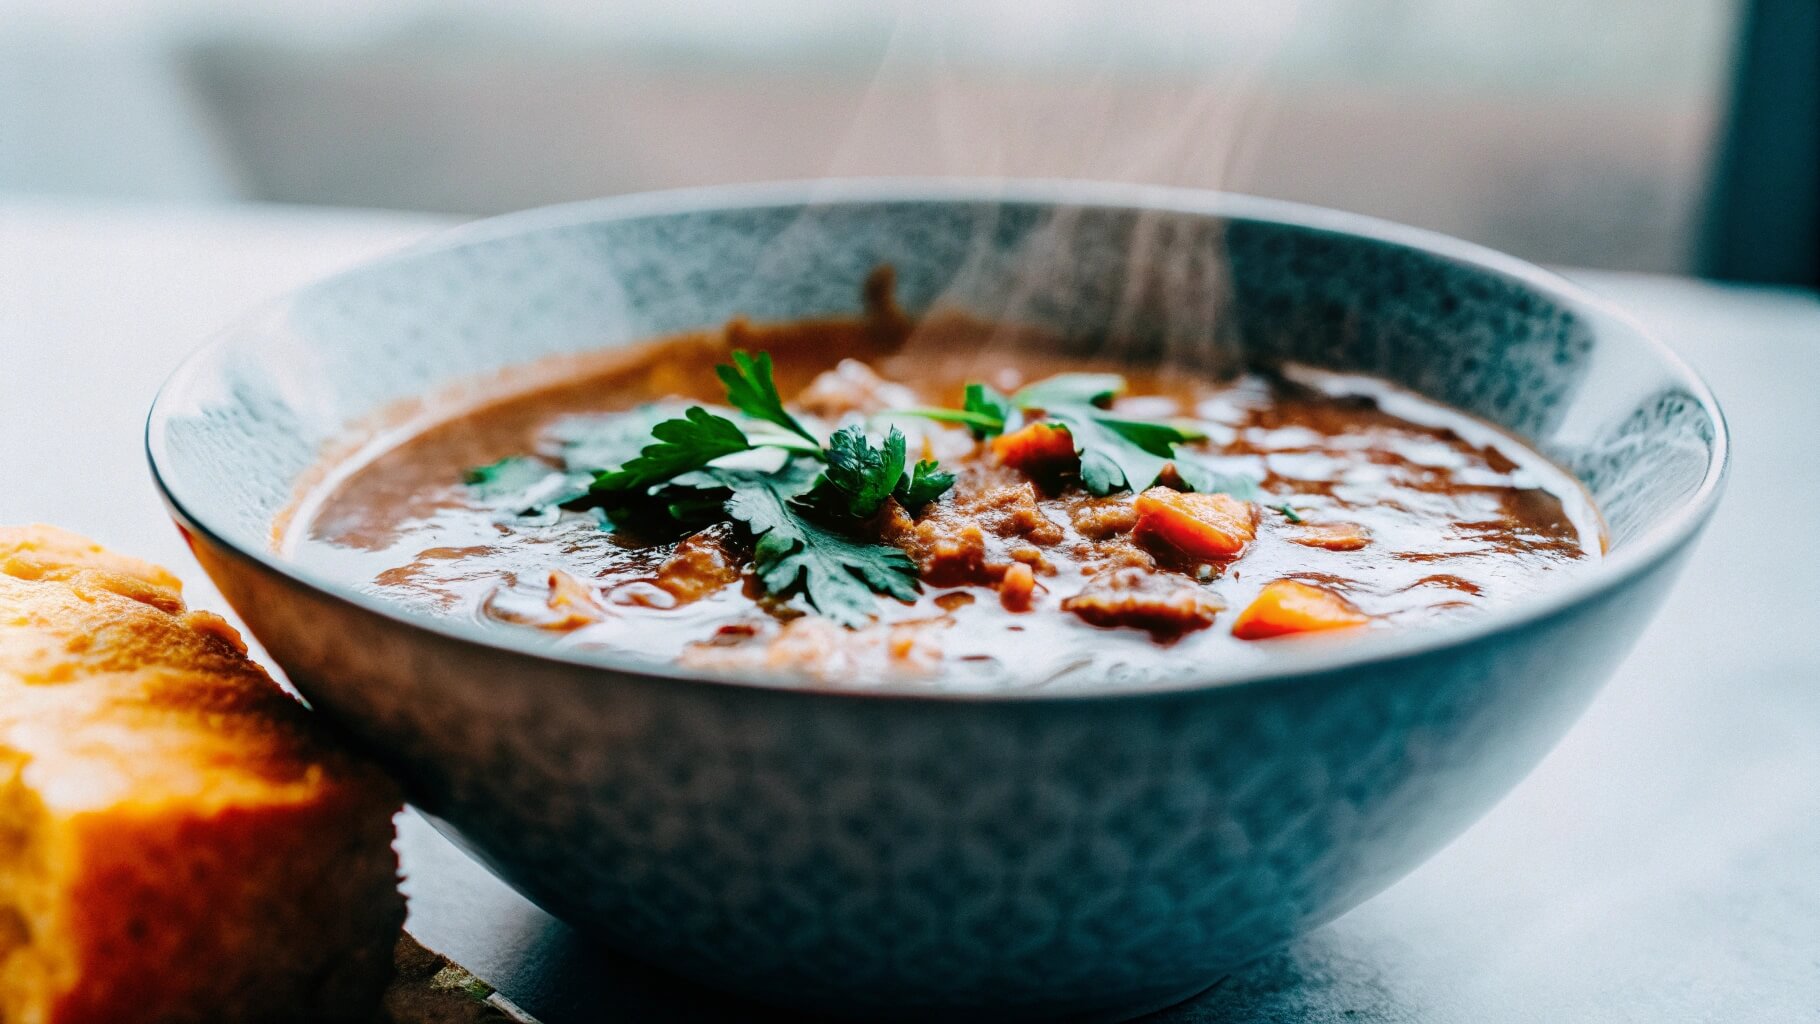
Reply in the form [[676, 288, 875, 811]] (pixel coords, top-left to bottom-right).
[[2, 198, 1816, 1023]]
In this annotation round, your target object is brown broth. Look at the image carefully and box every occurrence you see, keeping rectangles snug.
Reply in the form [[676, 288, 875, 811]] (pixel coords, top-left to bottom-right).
[[288, 313, 1602, 691]]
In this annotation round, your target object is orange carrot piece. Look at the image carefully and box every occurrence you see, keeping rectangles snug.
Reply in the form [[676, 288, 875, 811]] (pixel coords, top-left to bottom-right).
[[1131, 487, 1257, 562], [991, 422, 1077, 472], [999, 562, 1037, 612], [1231, 579, 1370, 640]]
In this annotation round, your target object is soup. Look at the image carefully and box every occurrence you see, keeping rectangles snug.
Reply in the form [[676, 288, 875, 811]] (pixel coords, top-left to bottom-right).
[[290, 292, 1601, 690]]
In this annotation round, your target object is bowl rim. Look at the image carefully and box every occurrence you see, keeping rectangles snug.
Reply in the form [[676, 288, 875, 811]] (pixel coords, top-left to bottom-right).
[[146, 177, 1731, 703]]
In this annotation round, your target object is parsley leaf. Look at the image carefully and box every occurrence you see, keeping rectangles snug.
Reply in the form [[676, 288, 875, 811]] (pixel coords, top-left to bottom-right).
[[717, 350, 819, 446], [897, 382, 1016, 438], [466, 456, 557, 497], [1041, 408, 1173, 496], [1014, 372, 1126, 410], [716, 469, 920, 626], [895, 405, 1007, 433], [465, 456, 593, 522], [962, 382, 1013, 438], [1094, 416, 1206, 453], [895, 459, 955, 510], [1174, 461, 1262, 501], [812, 425, 908, 520], [590, 406, 752, 495], [546, 404, 683, 472], [1272, 502, 1304, 523], [470, 349, 963, 627]]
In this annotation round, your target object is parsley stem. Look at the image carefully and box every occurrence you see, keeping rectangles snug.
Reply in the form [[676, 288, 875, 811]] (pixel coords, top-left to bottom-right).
[[742, 429, 825, 457], [889, 407, 1007, 431]]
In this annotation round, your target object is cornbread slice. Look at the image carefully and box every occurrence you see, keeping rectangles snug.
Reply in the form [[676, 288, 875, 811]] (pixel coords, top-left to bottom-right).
[[0, 525, 404, 1024]]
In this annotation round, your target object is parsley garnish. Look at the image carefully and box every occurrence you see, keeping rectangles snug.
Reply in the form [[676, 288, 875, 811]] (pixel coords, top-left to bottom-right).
[[805, 424, 958, 519], [1013, 372, 1125, 410], [472, 349, 956, 626], [1175, 463, 1262, 502], [962, 382, 1014, 437], [590, 406, 753, 495], [1273, 502, 1304, 523], [1041, 407, 1172, 496], [546, 404, 681, 472], [717, 469, 921, 627], [466, 455, 557, 497], [464, 456, 593, 522], [902, 370, 1253, 498], [897, 459, 956, 511], [812, 424, 908, 519], [717, 350, 819, 446]]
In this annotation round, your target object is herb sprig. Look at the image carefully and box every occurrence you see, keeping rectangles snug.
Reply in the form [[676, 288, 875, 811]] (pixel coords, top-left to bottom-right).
[[718, 467, 921, 627], [903, 372, 1253, 498], [468, 350, 956, 626]]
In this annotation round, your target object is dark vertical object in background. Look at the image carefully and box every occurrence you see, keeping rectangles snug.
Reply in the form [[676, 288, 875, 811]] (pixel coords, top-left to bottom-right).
[[1701, 0, 1820, 287]]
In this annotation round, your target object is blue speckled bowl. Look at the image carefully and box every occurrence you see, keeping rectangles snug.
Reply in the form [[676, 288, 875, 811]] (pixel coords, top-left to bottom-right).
[[147, 182, 1726, 1021]]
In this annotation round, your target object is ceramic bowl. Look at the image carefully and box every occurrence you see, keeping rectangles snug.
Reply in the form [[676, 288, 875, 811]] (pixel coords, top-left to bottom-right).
[[147, 181, 1726, 1021]]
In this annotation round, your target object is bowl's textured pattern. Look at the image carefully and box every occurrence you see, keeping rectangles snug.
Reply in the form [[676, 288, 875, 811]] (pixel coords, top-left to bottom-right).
[[192, 534, 1685, 1020], [152, 187, 1724, 1020]]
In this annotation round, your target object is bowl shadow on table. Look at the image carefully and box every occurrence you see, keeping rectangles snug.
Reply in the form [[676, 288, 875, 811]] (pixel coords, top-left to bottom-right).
[[507, 915, 1403, 1024]]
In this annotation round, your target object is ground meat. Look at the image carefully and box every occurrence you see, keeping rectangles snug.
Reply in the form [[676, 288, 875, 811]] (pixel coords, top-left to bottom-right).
[[1069, 498, 1139, 541], [969, 481, 1066, 545], [1006, 545, 1054, 574], [1060, 567, 1225, 634], [878, 465, 1070, 589], [795, 359, 918, 419], [1083, 539, 1158, 573]]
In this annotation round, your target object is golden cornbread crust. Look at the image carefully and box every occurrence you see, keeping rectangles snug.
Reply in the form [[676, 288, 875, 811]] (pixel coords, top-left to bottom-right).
[[0, 525, 405, 1024]]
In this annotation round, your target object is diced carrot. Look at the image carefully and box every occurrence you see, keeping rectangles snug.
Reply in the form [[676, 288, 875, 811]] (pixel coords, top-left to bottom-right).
[[1131, 487, 1257, 563], [1289, 521, 1371, 551], [991, 422, 1077, 472], [999, 562, 1037, 612], [1231, 579, 1370, 640]]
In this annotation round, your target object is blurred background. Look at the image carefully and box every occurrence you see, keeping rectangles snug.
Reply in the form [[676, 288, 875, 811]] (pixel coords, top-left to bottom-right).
[[1, 0, 1812, 282]]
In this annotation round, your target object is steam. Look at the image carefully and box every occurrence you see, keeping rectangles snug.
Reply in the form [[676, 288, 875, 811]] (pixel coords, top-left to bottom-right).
[[792, 0, 1304, 377]]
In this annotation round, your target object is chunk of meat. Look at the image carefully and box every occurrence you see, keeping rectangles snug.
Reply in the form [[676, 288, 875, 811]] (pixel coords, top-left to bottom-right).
[[1069, 497, 1139, 540], [999, 562, 1037, 612], [880, 474, 1063, 587], [1131, 487, 1257, 563], [795, 359, 917, 418], [655, 525, 743, 603], [991, 423, 1077, 473], [970, 481, 1065, 544], [1289, 521, 1371, 551], [1231, 579, 1371, 640], [916, 522, 991, 586], [1061, 567, 1223, 634]]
